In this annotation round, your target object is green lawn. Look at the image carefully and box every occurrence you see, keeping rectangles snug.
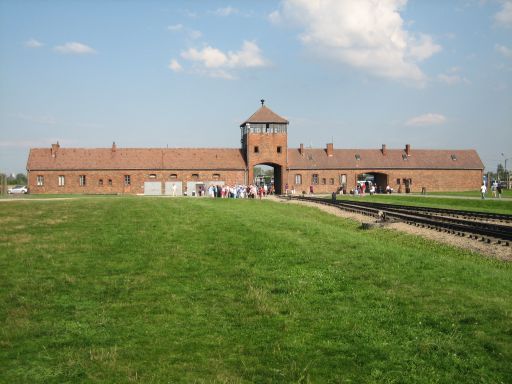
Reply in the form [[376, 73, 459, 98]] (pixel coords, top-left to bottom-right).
[[1, 197, 511, 383], [336, 194, 512, 215]]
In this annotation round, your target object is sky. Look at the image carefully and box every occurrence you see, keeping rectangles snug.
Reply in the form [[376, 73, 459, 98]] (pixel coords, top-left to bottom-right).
[[0, 0, 511, 175]]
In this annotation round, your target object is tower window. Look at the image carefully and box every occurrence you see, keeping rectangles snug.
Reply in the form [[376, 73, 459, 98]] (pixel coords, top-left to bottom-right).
[[254, 146, 259, 153], [79, 175, 86, 186], [355, 154, 361, 161], [37, 175, 44, 186], [277, 146, 282, 153], [58, 175, 65, 186], [124, 175, 131, 185]]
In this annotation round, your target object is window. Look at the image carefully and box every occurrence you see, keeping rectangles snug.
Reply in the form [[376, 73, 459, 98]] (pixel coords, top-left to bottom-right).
[[79, 175, 86, 186], [58, 175, 65, 186], [124, 175, 131, 186], [37, 175, 44, 186], [277, 146, 282, 153], [312, 174, 319, 184], [451, 154, 457, 161], [322, 178, 326, 185], [266, 123, 270, 133], [254, 146, 259, 153], [149, 174, 157, 179], [108, 179, 113, 186], [340, 174, 347, 185], [355, 154, 361, 161], [295, 174, 302, 185], [396, 178, 401, 185], [98, 179, 104, 186], [213, 173, 220, 180], [329, 178, 335, 185], [191, 173, 199, 180], [170, 174, 177, 179]]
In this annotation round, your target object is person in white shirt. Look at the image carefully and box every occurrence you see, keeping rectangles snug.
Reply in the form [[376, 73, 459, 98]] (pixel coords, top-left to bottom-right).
[[480, 183, 487, 199]]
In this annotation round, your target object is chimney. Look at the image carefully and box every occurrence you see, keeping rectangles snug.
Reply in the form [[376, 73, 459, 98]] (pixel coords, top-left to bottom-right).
[[405, 144, 411, 156], [381, 144, 387, 155], [326, 143, 334, 157], [112, 141, 117, 153], [299, 143, 304, 156], [51, 142, 60, 158]]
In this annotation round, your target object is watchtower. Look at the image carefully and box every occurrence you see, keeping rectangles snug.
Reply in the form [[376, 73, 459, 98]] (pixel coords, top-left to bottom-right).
[[240, 100, 289, 193]]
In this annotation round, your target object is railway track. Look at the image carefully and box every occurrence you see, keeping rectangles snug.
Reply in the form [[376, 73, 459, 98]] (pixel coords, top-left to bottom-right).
[[284, 196, 512, 246]]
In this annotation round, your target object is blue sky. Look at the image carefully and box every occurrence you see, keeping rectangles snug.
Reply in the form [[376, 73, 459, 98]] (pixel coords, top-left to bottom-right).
[[1, 0, 511, 175]]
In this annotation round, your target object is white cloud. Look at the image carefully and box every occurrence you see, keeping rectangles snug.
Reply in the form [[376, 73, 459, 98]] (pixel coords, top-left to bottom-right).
[[495, 43, 512, 58], [180, 41, 269, 79], [168, 24, 184, 31], [214, 6, 239, 16], [437, 74, 469, 85], [405, 113, 446, 126], [24, 38, 43, 48], [168, 24, 201, 39], [495, 1, 512, 27], [270, 0, 441, 85], [437, 67, 469, 85], [168, 59, 183, 72], [54, 42, 96, 55], [188, 29, 202, 39]]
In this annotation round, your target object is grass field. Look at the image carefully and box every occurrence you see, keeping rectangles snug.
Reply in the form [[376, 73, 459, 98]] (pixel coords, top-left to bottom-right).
[[336, 194, 512, 215], [1, 197, 511, 383]]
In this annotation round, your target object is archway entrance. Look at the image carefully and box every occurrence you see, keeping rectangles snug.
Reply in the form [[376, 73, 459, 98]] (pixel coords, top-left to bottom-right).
[[357, 172, 389, 194], [253, 163, 283, 194]]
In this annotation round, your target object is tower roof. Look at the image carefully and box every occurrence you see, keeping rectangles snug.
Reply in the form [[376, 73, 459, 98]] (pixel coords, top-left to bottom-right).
[[241, 105, 289, 126]]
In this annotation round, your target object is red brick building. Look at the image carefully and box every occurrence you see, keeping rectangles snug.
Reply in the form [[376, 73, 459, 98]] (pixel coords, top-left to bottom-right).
[[27, 102, 484, 195]]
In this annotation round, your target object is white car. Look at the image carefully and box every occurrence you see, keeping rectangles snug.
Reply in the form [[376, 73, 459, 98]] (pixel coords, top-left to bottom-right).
[[8, 185, 28, 194]]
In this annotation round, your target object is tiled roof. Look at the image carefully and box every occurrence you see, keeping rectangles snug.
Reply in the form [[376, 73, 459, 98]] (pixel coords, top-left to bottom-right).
[[27, 148, 247, 171], [288, 148, 484, 170], [241, 105, 289, 125]]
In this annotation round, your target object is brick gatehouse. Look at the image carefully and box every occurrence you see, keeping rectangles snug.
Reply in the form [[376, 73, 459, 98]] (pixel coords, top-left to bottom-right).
[[27, 101, 484, 195]]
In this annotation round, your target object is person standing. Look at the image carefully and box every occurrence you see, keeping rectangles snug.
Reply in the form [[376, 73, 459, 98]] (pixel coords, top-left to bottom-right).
[[480, 183, 487, 199], [492, 180, 498, 198], [497, 183, 502, 199]]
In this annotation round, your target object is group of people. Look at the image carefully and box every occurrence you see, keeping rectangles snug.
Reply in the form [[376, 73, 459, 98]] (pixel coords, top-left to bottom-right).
[[198, 184, 275, 199], [480, 181, 504, 199], [346, 182, 394, 196]]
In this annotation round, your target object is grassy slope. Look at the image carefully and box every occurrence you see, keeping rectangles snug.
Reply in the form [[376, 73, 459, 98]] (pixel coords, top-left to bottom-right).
[[1, 198, 511, 383], [336, 194, 512, 215]]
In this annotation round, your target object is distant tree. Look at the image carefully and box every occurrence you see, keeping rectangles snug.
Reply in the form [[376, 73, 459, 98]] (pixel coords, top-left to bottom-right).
[[15, 173, 27, 184], [497, 164, 505, 180]]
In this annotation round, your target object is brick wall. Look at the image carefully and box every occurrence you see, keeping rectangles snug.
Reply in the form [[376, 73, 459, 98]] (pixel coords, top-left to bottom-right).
[[28, 170, 246, 194], [246, 131, 288, 192], [284, 169, 482, 193]]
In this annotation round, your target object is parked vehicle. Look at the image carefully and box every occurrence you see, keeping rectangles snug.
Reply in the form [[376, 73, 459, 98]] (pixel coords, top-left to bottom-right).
[[7, 185, 28, 194]]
